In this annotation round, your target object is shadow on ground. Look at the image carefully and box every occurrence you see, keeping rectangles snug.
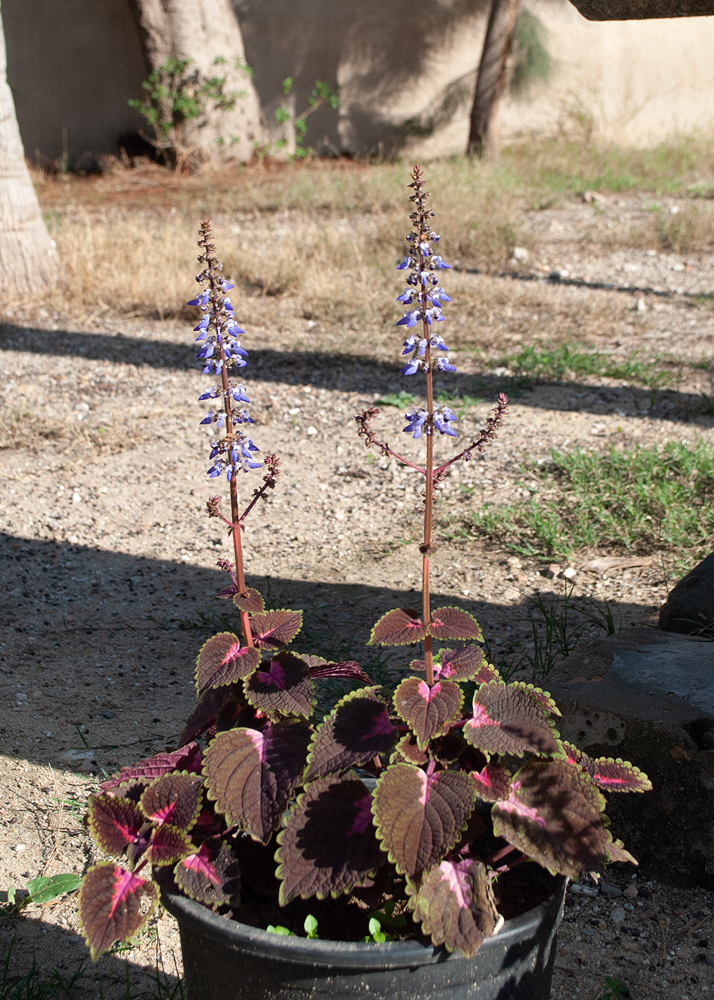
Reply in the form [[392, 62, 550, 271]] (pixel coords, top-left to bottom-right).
[[0, 913, 181, 999], [1, 323, 709, 425], [1, 532, 655, 773]]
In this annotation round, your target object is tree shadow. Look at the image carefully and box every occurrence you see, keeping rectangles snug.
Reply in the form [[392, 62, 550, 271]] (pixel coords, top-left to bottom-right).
[[0, 323, 708, 425]]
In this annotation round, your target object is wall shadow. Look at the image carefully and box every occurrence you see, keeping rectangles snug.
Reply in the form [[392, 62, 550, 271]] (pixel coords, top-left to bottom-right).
[[1, 322, 708, 425]]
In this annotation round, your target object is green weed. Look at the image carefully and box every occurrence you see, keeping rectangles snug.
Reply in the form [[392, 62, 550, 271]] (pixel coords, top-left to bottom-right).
[[467, 441, 714, 560], [494, 342, 675, 391]]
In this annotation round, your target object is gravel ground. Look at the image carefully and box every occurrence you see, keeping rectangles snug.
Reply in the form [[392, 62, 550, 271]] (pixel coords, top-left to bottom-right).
[[1, 178, 713, 998]]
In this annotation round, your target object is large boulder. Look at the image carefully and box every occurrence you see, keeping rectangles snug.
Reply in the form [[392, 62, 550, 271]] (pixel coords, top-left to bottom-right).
[[546, 627, 714, 887], [659, 552, 714, 637]]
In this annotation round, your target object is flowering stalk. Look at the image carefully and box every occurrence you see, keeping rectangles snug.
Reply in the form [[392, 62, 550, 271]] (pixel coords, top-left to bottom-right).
[[191, 222, 266, 647], [358, 166, 508, 686]]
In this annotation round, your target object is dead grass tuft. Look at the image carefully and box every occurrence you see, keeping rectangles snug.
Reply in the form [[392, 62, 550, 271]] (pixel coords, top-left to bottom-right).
[[0, 408, 148, 456]]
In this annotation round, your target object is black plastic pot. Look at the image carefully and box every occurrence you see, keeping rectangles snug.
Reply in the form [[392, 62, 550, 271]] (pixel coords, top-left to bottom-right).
[[160, 876, 567, 1000]]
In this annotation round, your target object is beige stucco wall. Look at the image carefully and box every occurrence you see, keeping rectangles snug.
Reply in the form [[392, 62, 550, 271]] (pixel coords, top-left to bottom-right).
[[4, 0, 714, 163]]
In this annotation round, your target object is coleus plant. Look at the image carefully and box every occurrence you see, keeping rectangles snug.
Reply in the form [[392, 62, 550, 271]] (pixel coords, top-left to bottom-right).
[[77, 174, 651, 963]]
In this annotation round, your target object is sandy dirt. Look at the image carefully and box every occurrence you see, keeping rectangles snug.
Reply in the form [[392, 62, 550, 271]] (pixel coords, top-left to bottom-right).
[[1, 174, 713, 998]]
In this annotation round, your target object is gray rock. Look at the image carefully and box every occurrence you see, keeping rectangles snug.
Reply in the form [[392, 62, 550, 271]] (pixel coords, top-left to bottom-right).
[[611, 906, 626, 924], [659, 551, 714, 637], [601, 884, 623, 897], [547, 627, 714, 888]]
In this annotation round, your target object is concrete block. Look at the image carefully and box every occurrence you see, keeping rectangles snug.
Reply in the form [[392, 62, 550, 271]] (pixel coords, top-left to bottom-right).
[[547, 628, 714, 887]]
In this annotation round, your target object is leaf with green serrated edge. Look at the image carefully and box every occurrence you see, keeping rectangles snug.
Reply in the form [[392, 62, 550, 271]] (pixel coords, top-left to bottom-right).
[[78, 863, 158, 960], [607, 839, 638, 865], [473, 660, 502, 685], [589, 758, 652, 793], [25, 874, 81, 904], [174, 838, 241, 906], [233, 588, 264, 614], [250, 609, 303, 649], [87, 795, 143, 856], [437, 646, 486, 682], [394, 678, 463, 750], [196, 633, 260, 693], [144, 824, 194, 867], [512, 682, 561, 718], [140, 773, 203, 830], [408, 858, 499, 958], [100, 744, 201, 795], [464, 682, 559, 757], [203, 721, 310, 843], [492, 759, 611, 879], [369, 608, 426, 646], [471, 764, 511, 802], [372, 764, 475, 879], [244, 651, 314, 718], [304, 687, 397, 782], [428, 607, 483, 642], [276, 774, 382, 905], [393, 734, 429, 765]]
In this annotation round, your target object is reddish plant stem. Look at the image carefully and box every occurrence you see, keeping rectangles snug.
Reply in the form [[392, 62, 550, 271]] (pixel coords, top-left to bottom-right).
[[421, 306, 434, 687], [239, 477, 275, 525], [434, 393, 509, 476], [204, 243, 253, 649]]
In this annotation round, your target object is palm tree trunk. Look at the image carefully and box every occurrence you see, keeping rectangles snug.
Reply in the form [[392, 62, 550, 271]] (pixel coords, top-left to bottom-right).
[[468, 0, 521, 159], [0, 0, 57, 298], [128, 0, 266, 165]]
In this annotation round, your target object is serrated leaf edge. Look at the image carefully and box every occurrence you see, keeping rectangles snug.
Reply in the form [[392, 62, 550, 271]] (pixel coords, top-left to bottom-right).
[[77, 862, 159, 961], [304, 685, 388, 780]]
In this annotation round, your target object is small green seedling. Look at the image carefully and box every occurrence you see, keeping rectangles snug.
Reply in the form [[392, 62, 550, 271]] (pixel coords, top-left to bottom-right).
[[601, 976, 629, 1000], [266, 924, 293, 936], [375, 391, 416, 408], [2, 874, 81, 914], [362, 917, 392, 943], [304, 915, 319, 939]]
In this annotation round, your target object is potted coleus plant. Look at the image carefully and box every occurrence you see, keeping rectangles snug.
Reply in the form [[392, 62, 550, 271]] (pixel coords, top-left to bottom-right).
[[77, 170, 651, 1000]]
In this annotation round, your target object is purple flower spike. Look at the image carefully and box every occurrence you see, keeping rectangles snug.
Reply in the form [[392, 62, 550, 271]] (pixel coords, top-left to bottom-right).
[[200, 412, 214, 425], [401, 359, 421, 376], [397, 311, 419, 328], [433, 256, 452, 270], [187, 291, 209, 308], [403, 408, 427, 439], [435, 358, 457, 372], [396, 257, 411, 270]]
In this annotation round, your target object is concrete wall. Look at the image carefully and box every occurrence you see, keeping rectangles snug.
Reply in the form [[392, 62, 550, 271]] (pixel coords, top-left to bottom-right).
[[5, 0, 714, 164], [3, 0, 147, 166]]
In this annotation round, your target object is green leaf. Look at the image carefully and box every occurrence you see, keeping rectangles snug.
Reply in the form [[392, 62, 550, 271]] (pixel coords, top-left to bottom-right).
[[26, 874, 82, 904], [304, 914, 319, 938], [267, 924, 293, 935]]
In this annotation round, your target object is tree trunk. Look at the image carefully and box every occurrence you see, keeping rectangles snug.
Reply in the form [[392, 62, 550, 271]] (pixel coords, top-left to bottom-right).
[[128, 0, 266, 166], [0, 0, 57, 299], [468, 0, 521, 159]]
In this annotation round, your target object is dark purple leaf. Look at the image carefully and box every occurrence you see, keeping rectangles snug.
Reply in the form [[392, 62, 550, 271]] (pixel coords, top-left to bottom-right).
[[436, 646, 487, 682], [393, 734, 429, 765], [589, 757, 652, 793], [100, 744, 201, 794], [471, 764, 511, 803], [368, 608, 426, 646], [515, 682, 561, 718], [196, 633, 260, 693], [394, 678, 463, 749], [215, 584, 238, 599], [304, 655, 372, 685], [78, 863, 158, 960], [250, 609, 303, 649], [244, 651, 314, 718], [179, 689, 237, 747], [174, 838, 241, 906], [492, 759, 611, 879], [276, 774, 382, 905], [87, 795, 143, 856], [408, 858, 500, 957], [428, 607, 483, 642], [203, 721, 310, 844], [140, 773, 203, 830], [233, 587, 265, 614], [463, 682, 559, 757], [304, 688, 397, 782], [145, 824, 194, 866], [372, 764, 475, 879]]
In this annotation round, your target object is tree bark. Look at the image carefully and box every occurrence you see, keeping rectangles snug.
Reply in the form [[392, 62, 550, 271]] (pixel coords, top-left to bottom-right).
[[0, 0, 57, 299], [468, 0, 521, 159], [128, 0, 266, 165]]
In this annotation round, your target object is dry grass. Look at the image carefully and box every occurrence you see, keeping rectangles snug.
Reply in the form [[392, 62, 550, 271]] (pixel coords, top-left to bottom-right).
[[0, 407, 148, 456]]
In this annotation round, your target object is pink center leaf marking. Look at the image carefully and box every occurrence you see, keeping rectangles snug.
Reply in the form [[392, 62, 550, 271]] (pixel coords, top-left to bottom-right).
[[346, 794, 374, 837], [221, 642, 244, 665], [149, 802, 177, 825], [474, 768, 493, 791], [255, 660, 287, 689], [417, 768, 441, 807], [441, 860, 470, 909], [182, 846, 220, 885], [247, 727, 268, 763], [109, 867, 144, 919], [362, 707, 395, 740], [497, 783, 546, 828]]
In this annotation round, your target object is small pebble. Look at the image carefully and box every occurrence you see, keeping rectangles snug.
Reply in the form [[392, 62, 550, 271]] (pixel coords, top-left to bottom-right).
[[101, 710, 115, 719], [13, 844, 26, 853], [622, 941, 639, 952], [562, 567, 577, 580], [306, 427, 317, 436], [623, 883, 638, 898], [601, 884, 623, 897], [611, 906, 626, 924]]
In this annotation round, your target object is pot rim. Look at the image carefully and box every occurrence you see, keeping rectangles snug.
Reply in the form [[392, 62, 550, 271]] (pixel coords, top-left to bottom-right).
[[159, 873, 567, 971]]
